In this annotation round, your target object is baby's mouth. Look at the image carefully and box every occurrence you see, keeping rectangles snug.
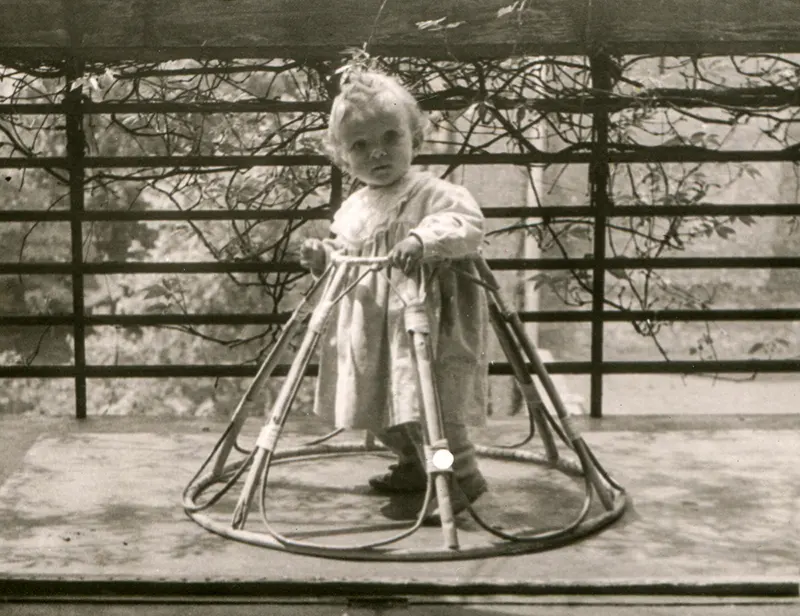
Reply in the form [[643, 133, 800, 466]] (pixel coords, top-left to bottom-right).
[[373, 163, 391, 172]]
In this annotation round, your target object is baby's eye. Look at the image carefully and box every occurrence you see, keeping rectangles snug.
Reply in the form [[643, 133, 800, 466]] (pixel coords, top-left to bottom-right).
[[384, 130, 400, 144], [350, 140, 366, 152]]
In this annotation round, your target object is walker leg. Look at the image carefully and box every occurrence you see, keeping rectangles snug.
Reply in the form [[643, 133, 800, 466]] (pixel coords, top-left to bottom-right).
[[474, 257, 572, 422], [404, 286, 459, 550], [503, 302, 616, 509], [409, 328, 459, 549], [475, 259, 558, 461], [231, 263, 351, 529], [474, 257, 615, 510], [231, 447, 268, 529], [487, 300, 559, 462], [212, 268, 331, 478]]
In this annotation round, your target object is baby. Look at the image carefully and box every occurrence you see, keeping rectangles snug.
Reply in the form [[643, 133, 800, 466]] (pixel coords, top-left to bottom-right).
[[301, 69, 489, 520]]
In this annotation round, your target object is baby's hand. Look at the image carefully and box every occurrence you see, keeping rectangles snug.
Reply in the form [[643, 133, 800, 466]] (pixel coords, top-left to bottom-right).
[[389, 235, 424, 275], [300, 239, 327, 276]]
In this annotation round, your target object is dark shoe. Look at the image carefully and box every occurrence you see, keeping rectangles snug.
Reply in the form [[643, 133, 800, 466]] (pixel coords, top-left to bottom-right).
[[368, 462, 427, 494], [378, 472, 488, 523]]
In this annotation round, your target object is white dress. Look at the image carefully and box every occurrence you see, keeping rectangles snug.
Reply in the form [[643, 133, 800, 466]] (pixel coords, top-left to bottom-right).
[[313, 170, 489, 433]]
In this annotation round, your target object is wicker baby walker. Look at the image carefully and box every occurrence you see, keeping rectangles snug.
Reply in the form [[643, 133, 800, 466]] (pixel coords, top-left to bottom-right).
[[183, 253, 628, 561]]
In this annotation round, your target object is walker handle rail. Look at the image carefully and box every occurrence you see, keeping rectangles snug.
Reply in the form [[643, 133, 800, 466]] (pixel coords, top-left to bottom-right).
[[329, 254, 391, 267]]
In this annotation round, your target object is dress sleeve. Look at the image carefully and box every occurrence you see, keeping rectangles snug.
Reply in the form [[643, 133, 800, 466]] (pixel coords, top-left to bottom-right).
[[409, 181, 484, 259]]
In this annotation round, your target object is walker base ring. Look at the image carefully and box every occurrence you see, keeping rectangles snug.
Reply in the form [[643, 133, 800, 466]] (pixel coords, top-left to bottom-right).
[[184, 440, 628, 562]]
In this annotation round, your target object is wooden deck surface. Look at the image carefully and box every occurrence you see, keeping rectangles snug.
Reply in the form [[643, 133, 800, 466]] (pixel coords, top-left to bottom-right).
[[1, 413, 797, 587]]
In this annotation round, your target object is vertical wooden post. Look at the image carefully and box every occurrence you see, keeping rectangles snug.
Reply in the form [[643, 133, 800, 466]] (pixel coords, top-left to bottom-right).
[[64, 57, 87, 420], [588, 53, 612, 419]]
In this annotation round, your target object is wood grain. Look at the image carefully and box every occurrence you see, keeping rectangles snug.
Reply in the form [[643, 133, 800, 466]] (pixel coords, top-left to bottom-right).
[[1, 0, 799, 62]]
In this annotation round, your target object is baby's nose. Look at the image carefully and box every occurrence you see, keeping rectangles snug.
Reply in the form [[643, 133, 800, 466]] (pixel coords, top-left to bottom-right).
[[370, 147, 387, 160]]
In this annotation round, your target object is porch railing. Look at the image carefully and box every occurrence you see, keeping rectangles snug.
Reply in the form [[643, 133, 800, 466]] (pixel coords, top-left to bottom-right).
[[2, 56, 800, 419]]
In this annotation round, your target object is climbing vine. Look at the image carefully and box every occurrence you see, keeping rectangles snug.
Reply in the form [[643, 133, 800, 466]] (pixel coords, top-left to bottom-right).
[[1, 46, 799, 413]]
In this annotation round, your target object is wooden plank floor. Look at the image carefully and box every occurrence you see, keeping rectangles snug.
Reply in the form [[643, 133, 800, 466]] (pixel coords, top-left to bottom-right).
[[1, 413, 797, 588]]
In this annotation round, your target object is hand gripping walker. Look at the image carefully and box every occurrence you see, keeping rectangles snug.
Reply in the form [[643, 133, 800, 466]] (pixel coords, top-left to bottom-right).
[[183, 253, 628, 561]]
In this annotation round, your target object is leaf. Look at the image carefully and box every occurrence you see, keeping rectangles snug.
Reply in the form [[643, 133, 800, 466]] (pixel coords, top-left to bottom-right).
[[715, 225, 735, 239], [689, 131, 706, 145], [608, 269, 627, 280], [745, 165, 762, 179], [143, 284, 168, 299], [747, 342, 765, 354], [530, 273, 550, 290], [661, 136, 684, 147]]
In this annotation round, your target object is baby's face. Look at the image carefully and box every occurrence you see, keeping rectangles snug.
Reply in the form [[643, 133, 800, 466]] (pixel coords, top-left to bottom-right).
[[338, 106, 414, 187]]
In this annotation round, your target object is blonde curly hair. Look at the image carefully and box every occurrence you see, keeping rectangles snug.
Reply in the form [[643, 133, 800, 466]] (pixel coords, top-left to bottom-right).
[[325, 69, 429, 168]]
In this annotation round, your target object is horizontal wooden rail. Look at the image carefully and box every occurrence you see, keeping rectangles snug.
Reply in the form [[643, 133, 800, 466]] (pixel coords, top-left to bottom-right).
[[0, 261, 304, 274], [487, 256, 800, 270], [1, 359, 798, 380], [3, 86, 799, 115], [483, 204, 800, 219], [0, 209, 332, 222], [1, 308, 797, 328], [3, 256, 800, 276], [4, 146, 800, 170], [2, 203, 799, 223]]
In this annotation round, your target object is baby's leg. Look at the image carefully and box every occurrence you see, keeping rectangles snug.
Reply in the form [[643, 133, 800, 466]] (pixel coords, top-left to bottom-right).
[[376, 423, 421, 463], [432, 362, 489, 502], [368, 423, 426, 494], [375, 421, 487, 522], [444, 421, 488, 503], [374, 421, 487, 504]]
